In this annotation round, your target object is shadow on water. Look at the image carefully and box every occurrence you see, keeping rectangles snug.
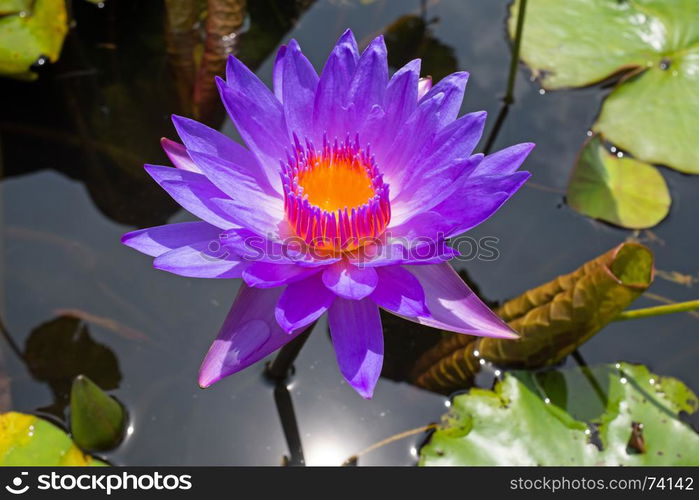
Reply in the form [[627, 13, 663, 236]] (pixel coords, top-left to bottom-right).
[[1, 0, 698, 465]]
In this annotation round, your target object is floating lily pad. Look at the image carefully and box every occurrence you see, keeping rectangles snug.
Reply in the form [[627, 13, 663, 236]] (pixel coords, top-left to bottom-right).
[[0, 0, 31, 16], [0, 0, 68, 80], [420, 363, 699, 466], [509, 0, 699, 174], [567, 135, 670, 229], [0, 412, 107, 466]]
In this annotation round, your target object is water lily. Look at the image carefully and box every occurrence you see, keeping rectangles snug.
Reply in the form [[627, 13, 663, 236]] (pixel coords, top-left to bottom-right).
[[122, 30, 533, 398]]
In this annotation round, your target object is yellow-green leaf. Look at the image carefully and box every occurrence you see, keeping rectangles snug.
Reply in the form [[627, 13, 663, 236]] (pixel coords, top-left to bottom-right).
[[0, 0, 68, 80], [567, 135, 671, 229], [0, 412, 107, 466]]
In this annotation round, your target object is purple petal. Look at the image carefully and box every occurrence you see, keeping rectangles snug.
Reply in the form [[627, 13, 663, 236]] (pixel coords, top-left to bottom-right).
[[473, 142, 535, 176], [212, 198, 285, 239], [392, 171, 531, 239], [347, 238, 458, 268], [121, 221, 223, 257], [328, 298, 383, 399], [199, 285, 302, 388], [370, 266, 428, 317], [424, 112, 486, 167], [153, 239, 247, 278], [420, 72, 469, 127], [185, 149, 285, 234], [275, 273, 335, 332], [219, 56, 288, 183], [242, 262, 321, 288], [221, 227, 341, 268], [171, 114, 278, 196], [437, 172, 531, 237], [390, 107, 485, 206], [383, 59, 420, 133], [382, 91, 446, 187], [314, 29, 360, 138], [364, 59, 420, 160], [405, 263, 518, 338], [272, 44, 287, 102], [417, 76, 432, 99], [160, 138, 201, 173], [144, 165, 238, 229], [391, 154, 483, 225], [322, 261, 378, 299], [282, 39, 319, 142], [347, 36, 388, 126]]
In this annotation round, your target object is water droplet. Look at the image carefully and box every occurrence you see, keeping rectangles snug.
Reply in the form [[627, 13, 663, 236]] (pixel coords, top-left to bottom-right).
[[544, 398, 551, 404], [584, 429, 591, 435], [586, 130, 593, 137], [494, 370, 501, 377], [610, 146, 617, 153], [615, 363, 621, 369], [659, 58, 671, 70], [19, 11, 27, 17], [616, 152, 624, 158], [97, 1, 105, 7], [649, 378, 656, 385], [620, 377, 628, 384], [479, 358, 486, 366], [444, 400, 451, 408], [538, 88, 546, 95], [473, 350, 480, 357]]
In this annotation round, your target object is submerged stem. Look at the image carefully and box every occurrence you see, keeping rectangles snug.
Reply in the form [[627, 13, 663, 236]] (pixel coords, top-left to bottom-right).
[[265, 323, 315, 382], [505, 0, 528, 105], [614, 299, 699, 322]]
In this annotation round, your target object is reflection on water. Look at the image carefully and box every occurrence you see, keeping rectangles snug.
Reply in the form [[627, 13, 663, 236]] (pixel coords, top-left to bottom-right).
[[1, 0, 698, 465]]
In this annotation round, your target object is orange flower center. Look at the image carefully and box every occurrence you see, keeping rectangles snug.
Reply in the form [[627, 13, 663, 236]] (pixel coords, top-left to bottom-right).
[[281, 136, 391, 253]]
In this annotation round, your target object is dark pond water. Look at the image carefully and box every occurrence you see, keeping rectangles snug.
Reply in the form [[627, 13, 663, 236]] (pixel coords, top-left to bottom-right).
[[1, 0, 698, 465]]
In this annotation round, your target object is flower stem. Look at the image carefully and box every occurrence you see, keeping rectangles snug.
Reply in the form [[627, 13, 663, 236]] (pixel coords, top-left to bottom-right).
[[614, 299, 699, 322], [483, 0, 528, 154], [265, 324, 314, 382], [505, 0, 528, 105]]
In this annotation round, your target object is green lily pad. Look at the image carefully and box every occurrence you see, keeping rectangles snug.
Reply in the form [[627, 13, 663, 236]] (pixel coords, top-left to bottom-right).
[[0, 0, 31, 16], [509, 0, 699, 174], [567, 135, 670, 229], [0, 0, 68, 80], [0, 412, 107, 465], [420, 363, 699, 465]]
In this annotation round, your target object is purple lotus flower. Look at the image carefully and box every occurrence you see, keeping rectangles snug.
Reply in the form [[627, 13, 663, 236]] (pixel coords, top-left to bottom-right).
[[122, 30, 533, 398]]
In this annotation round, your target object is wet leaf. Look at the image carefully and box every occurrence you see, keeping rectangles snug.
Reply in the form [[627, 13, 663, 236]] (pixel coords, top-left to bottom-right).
[[0, 0, 31, 16], [70, 375, 127, 452], [0, 412, 107, 465], [413, 243, 653, 393], [509, 0, 699, 174], [0, 0, 68, 80], [567, 135, 671, 229], [24, 316, 121, 418], [420, 363, 699, 465]]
